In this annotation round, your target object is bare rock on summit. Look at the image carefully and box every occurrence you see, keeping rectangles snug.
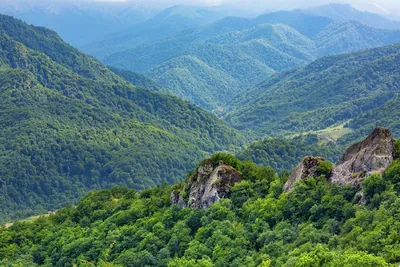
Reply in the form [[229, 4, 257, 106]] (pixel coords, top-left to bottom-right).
[[171, 160, 242, 209], [330, 127, 395, 187], [284, 156, 326, 192]]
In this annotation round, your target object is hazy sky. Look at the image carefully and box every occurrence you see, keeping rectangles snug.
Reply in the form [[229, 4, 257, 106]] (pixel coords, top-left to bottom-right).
[[4, 0, 400, 17], [89, 0, 400, 14]]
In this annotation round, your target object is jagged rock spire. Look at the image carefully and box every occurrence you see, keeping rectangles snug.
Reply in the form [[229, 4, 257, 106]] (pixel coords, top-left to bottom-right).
[[330, 127, 395, 187], [284, 156, 326, 192]]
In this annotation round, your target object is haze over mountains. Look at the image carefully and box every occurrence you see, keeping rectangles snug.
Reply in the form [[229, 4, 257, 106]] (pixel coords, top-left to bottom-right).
[[102, 10, 400, 110]]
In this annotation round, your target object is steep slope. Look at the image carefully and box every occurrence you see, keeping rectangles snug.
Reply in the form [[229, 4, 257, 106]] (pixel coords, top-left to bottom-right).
[[338, 97, 400, 145], [105, 12, 400, 110], [0, 15, 245, 222], [315, 20, 400, 56], [108, 66, 166, 92], [227, 43, 400, 136]]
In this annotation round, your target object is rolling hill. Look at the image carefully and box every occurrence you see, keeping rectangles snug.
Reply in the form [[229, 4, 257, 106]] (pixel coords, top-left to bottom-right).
[[82, 5, 237, 59], [302, 3, 400, 30], [226, 43, 400, 138], [0, 15, 245, 222], [104, 13, 400, 110]]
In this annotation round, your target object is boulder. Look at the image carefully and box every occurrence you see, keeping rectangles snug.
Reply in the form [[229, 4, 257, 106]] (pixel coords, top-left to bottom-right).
[[284, 156, 325, 192], [170, 160, 242, 209], [330, 127, 395, 187]]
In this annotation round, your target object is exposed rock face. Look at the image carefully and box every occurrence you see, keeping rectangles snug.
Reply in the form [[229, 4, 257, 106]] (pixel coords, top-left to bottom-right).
[[331, 127, 395, 187], [170, 160, 242, 209], [284, 156, 325, 192]]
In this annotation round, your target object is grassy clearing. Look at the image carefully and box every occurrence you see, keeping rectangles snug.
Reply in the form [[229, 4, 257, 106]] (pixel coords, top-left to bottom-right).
[[289, 122, 352, 144]]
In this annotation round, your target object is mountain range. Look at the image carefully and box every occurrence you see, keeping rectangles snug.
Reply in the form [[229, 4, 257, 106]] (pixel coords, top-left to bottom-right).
[[102, 8, 400, 110]]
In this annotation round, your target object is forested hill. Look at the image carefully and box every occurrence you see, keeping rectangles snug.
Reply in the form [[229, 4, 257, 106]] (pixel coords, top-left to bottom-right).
[[103, 12, 400, 110], [1, 144, 400, 266], [108, 66, 167, 93], [226, 43, 400, 138], [0, 15, 245, 222]]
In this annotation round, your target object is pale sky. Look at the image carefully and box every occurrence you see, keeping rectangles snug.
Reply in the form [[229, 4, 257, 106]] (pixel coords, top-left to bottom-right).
[[3, 0, 400, 17], [90, 0, 400, 14]]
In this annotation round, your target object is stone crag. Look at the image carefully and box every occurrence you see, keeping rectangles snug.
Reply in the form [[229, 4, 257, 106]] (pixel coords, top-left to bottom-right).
[[170, 160, 242, 209], [285, 127, 395, 192], [284, 156, 326, 192], [330, 127, 395, 187]]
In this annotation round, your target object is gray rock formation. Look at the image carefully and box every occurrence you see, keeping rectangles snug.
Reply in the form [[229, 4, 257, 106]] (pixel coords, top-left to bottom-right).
[[284, 156, 325, 192], [170, 160, 242, 209], [330, 127, 395, 187]]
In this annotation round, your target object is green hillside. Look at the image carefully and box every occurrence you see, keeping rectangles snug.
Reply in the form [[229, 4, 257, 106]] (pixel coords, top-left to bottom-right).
[[226, 43, 400, 137], [104, 16, 400, 110], [0, 15, 245, 222], [338, 97, 400, 145], [108, 66, 167, 92], [104, 22, 316, 109], [237, 135, 344, 171], [1, 151, 400, 266]]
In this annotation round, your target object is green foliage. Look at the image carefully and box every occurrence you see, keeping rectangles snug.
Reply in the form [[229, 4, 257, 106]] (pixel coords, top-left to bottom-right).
[[384, 160, 400, 193], [108, 66, 167, 93], [237, 135, 343, 171], [1, 153, 400, 266], [363, 174, 387, 201], [316, 161, 333, 177], [0, 15, 245, 222]]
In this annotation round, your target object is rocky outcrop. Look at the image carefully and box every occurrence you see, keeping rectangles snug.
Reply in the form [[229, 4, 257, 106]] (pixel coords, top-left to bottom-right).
[[170, 160, 242, 209], [284, 156, 326, 192], [330, 127, 395, 187]]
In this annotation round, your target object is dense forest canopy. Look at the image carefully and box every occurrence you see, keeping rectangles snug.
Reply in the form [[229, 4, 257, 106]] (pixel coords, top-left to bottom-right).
[[1, 149, 400, 266], [0, 14, 245, 222]]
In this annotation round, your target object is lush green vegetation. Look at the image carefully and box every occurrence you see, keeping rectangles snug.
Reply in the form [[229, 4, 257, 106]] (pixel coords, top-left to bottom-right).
[[227, 43, 400, 137], [1, 152, 400, 266], [337, 98, 400, 145], [108, 66, 166, 92], [237, 135, 344, 171], [0, 15, 245, 222], [104, 13, 400, 110]]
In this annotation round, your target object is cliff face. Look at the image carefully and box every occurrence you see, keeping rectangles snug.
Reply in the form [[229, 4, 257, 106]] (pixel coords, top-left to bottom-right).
[[170, 160, 242, 209], [330, 127, 395, 187], [284, 156, 326, 192], [285, 127, 395, 192]]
